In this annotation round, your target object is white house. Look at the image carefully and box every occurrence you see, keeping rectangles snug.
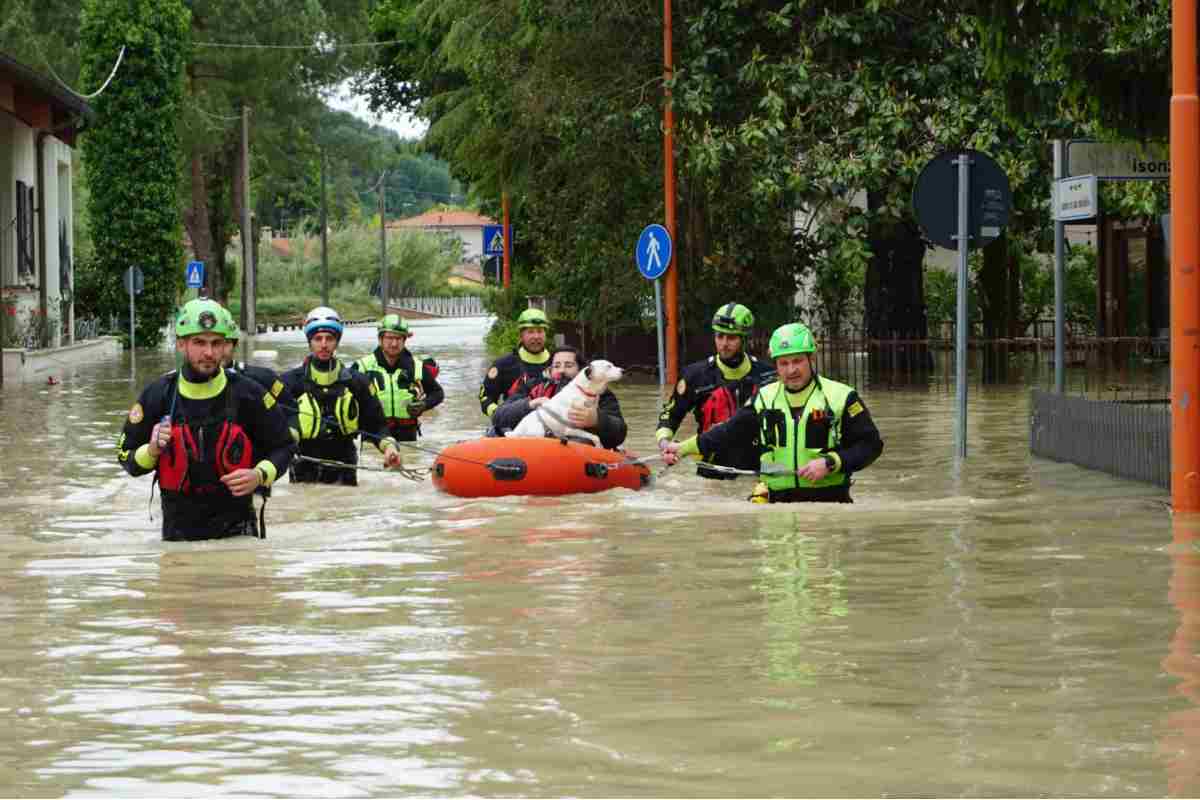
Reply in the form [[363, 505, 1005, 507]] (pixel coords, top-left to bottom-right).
[[0, 52, 96, 384], [387, 209, 498, 262]]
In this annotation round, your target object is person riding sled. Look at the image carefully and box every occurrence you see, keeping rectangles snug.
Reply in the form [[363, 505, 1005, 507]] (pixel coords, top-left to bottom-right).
[[656, 302, 775, 479], [480, 308, 554, 424], [116, 298, 296, 540], [491, 345, 627, 449], [662, 322, 883, 503], [351, 314, 444, 442], [279, 306, 401, 485]]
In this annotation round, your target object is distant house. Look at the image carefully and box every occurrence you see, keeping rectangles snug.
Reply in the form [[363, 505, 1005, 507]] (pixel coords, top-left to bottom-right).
[[448, 262, 484, 289], [388, 209, 497, 262], [0, 51, 88, 350]]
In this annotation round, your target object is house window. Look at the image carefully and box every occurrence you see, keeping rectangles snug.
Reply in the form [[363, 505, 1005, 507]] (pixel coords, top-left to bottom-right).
[[15, 180, 34, 279]]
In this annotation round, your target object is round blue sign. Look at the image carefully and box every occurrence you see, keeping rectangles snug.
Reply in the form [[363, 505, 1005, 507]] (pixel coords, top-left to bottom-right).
[[635, 224, 672, 280]]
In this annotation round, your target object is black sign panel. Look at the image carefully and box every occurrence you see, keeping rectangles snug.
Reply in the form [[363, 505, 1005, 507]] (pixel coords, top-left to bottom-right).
[[913, 150, 1011, 251]]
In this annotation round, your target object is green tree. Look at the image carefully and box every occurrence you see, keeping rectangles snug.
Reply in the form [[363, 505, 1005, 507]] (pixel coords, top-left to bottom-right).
[[80, 0, 190, 348]]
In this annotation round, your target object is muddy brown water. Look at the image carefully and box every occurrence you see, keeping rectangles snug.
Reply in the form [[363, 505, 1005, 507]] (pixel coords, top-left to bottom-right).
[[0, 317, 1190, 797]]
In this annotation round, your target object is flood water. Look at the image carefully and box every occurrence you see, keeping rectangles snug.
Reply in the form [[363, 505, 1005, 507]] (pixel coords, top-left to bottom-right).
[[0, 317, 1192, 797]]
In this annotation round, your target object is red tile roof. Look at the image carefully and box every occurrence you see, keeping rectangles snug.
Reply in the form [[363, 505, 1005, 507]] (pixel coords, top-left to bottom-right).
[[388, 210, 496, 229]]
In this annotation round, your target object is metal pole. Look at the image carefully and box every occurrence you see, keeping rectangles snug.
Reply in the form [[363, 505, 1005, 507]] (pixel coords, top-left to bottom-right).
[[654, 277, 666, 394], [502, 191, 511, 289], [129, 277, 135, 381], [1172, 0, 1200, 511], [320, 147, 329, 307], [240, 104, 255, 337], [955, 152, 971, 459], [663, 0, 679, 386], [379, 172, 389, 317], [1053, 140, 1066, 393]]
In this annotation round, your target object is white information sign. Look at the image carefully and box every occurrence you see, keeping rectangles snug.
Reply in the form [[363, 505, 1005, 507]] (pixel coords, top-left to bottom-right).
[[1054, 174, 1098, 221]]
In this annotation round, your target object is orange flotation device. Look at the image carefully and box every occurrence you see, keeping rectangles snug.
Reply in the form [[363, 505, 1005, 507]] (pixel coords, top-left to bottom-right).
[[432, 437, 652, 497]]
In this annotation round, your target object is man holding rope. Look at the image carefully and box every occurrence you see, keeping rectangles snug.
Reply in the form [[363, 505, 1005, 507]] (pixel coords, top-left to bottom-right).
[[662, 323, 883, 503], [280, 306, 401, 485]]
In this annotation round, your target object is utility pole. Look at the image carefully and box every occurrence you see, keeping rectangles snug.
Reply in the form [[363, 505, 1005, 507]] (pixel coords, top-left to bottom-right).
[[1172, 0, 1200, 511], [320, 147, 329, 306], [379, 172, 389, 317], [663, 0, 679, 385], [240, 103, 255, 337], [502, 191, 511, 288]]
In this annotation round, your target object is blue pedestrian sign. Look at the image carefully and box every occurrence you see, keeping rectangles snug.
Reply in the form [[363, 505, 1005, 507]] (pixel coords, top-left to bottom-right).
[[635, 224, 672, 280], [482, 225, 508, 257], [185, 261, 205, 289]]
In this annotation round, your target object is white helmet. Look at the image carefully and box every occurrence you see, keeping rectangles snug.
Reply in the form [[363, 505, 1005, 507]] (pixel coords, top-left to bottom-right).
[[304, 306, 343, 340]]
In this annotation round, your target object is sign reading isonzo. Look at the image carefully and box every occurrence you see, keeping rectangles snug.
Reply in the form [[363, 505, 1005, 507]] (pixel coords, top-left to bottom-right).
[[1067, 141, 1169, 180]]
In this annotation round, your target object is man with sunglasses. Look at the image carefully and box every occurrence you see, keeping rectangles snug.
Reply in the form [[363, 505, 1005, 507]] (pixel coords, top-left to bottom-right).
[[655, 302, 775, 478], [491, 345, 627, 449], [662, 323, 883, 503]]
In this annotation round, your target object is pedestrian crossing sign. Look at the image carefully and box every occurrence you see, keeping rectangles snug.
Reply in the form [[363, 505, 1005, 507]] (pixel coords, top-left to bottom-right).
[[186, 261, 205, 288], [483, 225, 509, 257]]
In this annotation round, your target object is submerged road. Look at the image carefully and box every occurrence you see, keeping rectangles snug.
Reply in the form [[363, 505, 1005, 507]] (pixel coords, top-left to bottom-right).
[[0, 316, 1186, 797]]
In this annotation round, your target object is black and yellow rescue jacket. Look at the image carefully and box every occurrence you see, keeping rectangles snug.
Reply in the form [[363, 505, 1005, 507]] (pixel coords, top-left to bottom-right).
[[228, 362, 297, 434], [279, 357, 394, 471], [351, 347, 444, 434], [695, 374, 883, 501], [657, 352, 775, 473], [479, 347, 551, 417], [117, 368, 295, 540]]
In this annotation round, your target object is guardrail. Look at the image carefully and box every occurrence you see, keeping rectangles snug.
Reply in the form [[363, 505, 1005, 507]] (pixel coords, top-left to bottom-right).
[[390, 295, 486, 317]]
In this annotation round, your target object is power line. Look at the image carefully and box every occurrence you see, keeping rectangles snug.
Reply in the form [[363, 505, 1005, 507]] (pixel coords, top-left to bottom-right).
[[39, 45, 125, 100]]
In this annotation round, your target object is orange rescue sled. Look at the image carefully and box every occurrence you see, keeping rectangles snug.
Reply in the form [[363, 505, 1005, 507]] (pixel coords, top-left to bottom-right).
[[432, 437, 652, 497]]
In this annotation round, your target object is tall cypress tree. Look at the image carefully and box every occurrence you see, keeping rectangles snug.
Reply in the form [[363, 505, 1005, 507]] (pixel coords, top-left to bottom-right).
[[80, 0, 189, 348]]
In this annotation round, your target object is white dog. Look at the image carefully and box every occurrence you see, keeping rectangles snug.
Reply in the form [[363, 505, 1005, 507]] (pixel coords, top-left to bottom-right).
[[507, 359, 624, 446]]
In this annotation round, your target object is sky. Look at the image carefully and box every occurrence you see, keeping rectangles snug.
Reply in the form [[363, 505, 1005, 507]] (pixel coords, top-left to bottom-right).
[[326, 81, 428, 140]]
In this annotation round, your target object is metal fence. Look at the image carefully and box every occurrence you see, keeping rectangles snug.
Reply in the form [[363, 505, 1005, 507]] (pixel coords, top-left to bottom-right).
[[391, 295, 486, 318], [812, 335, 1169, 399], [1030, 389, 1169, 489]]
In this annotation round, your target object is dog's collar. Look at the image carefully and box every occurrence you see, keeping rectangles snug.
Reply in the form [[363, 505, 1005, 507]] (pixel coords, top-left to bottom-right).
[[577, 385, 598, 399]]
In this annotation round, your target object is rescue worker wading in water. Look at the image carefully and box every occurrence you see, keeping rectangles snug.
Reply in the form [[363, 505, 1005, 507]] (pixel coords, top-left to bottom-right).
[[279, 306, 401, 485], [655, 303, 775, 478], [218, 309, 297, 435], [351, 314, 444, 442], [663, 323, 884, 503], [116, 298, 296, 541], [490, 345, 628, 449], [479, 308, 552, 429]]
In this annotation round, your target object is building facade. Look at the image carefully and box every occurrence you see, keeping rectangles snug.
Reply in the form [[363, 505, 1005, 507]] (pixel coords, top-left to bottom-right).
[[0, 52, 88, 353]]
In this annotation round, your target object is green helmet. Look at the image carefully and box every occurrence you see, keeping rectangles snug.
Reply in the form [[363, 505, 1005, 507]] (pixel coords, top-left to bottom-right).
[[517, 308, 551, 330], [175, 298, 228, 339], [711, 303, 754, 336], [378, 314, 411, 336], [768, 322, 817, 359]]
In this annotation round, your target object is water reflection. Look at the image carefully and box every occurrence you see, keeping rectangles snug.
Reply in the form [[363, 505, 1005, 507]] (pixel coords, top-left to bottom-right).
[[1164, 515, 1200, 796]]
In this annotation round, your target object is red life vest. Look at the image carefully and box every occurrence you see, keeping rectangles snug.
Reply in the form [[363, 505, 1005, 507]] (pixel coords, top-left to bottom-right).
[[700, 385, 739, 431], [528, 380, 560, 401], [158, 379, 254, 494]]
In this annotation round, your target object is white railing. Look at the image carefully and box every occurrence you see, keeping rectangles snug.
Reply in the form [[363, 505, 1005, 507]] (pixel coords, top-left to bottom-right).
[[390, 295, 487, 318]]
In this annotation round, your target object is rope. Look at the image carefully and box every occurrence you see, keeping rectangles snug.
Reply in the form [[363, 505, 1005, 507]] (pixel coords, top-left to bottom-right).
[[41, 45, 126, 100], [294, 454, 429, 481]]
